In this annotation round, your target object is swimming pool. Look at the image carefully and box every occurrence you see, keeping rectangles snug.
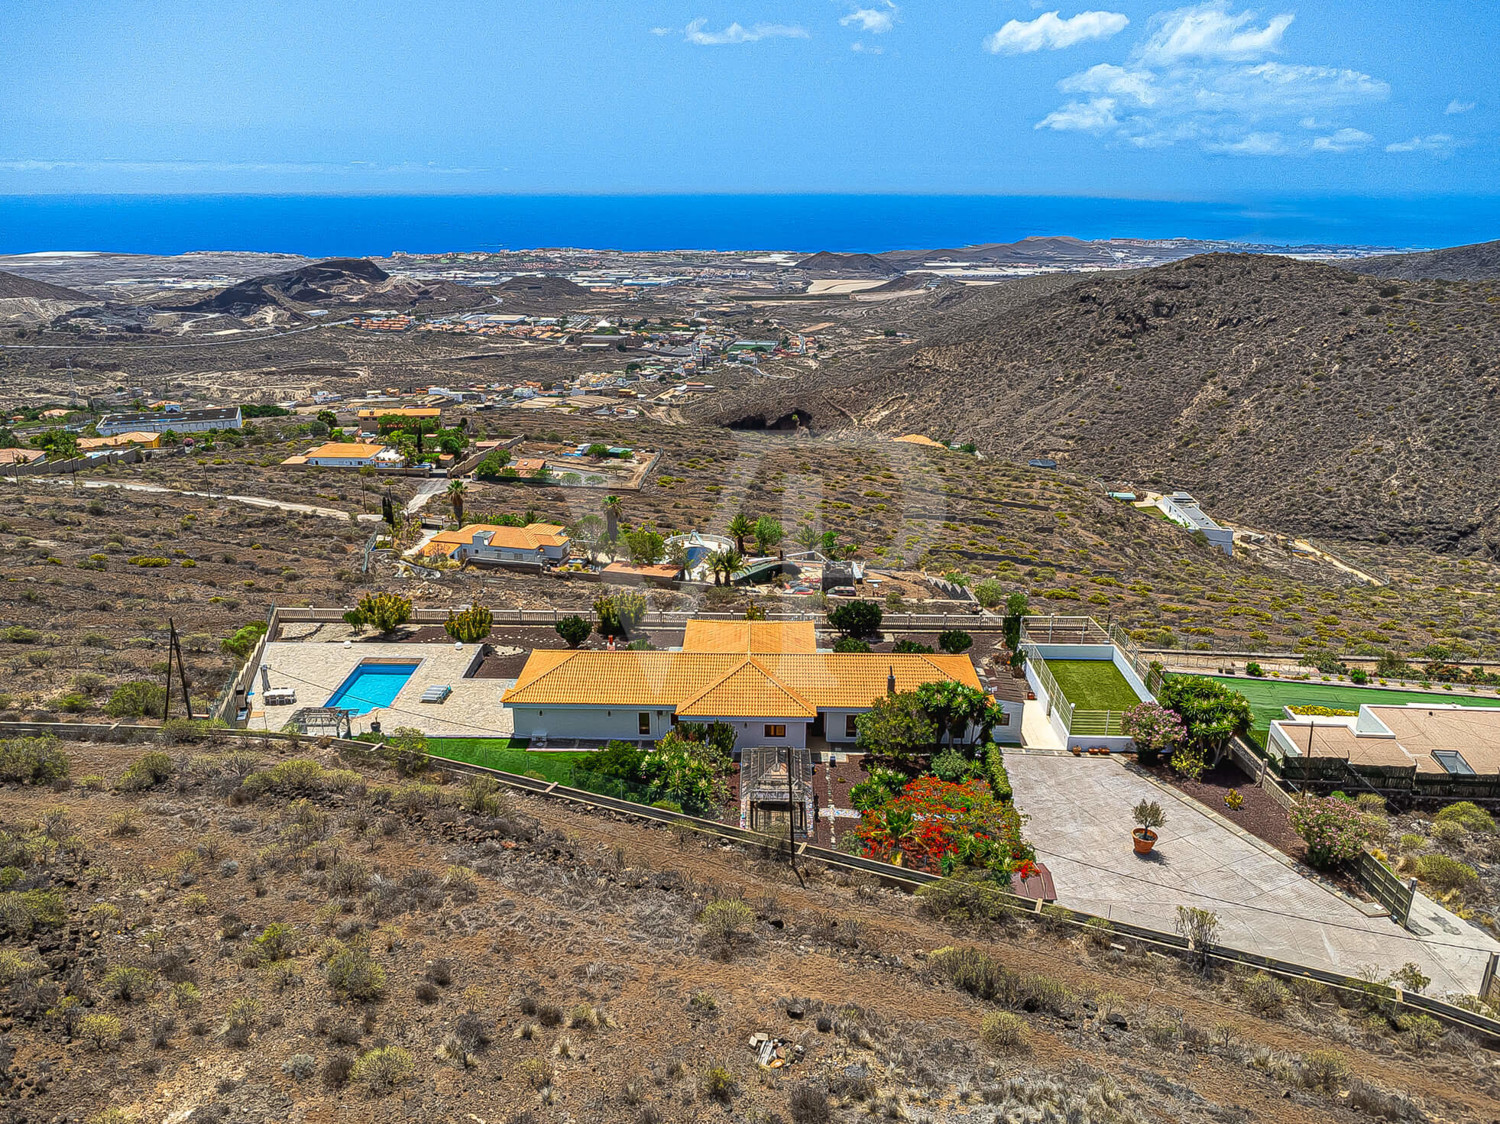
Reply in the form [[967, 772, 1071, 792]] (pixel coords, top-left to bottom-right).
[[325, 662, 419, 715]]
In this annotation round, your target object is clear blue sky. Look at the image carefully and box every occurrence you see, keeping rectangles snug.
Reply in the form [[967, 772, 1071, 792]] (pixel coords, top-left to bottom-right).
[[0, 0, 1493, 197]]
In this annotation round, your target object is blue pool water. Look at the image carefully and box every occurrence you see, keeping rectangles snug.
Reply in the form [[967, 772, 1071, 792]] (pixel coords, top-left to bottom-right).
[[325, 662, 419, 715]]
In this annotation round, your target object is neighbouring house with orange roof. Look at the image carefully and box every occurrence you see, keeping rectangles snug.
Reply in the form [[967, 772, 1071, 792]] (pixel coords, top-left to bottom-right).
[[302, 442, 405, 468], [422, 522, 571, 565], [78, 431, 162, 451], [0, 448, 44, 467], [501, 617, 1008, 749]]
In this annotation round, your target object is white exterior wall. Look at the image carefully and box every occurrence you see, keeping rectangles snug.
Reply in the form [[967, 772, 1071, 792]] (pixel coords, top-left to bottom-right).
[[992, 699, 1024, 744], [306, 455, 378, 468], [822, 708, 864, 744], [509, 705, 673, 742], [697, 717, 808, 751], [507, 705, 808, 749]]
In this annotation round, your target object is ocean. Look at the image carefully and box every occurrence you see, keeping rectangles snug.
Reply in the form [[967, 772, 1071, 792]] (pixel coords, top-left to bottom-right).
[[0, 193, 1497, 257]]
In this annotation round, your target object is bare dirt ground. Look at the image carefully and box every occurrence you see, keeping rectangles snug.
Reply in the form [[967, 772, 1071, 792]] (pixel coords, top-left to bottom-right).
[[0, 735, 1495, 1124]]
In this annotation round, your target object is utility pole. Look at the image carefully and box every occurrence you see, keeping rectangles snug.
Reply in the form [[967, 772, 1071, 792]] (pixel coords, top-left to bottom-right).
[[170, 619, 194, 719], [161, 623, 174, 722]]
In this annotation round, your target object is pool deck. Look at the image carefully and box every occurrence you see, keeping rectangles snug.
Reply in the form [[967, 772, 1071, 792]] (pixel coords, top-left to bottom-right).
[[247, 640, 514, 739]]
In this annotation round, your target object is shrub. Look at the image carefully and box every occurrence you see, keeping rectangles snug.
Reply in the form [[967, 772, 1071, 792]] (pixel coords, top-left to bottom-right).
[[322, 1052, 355, 1090], [701, 1065, 737, 1104], [788, 1084, 832, 1124], [384, 727, 429, 777], [931, 946, 1005, 1001], [130, 556, 172, 567], [344, 592, 412, 635], [937, 629, 973, 654], [352, 1045, 415, 1093], [519, 1056, 553, 1089], [283, 1053, 316, 1080], [119, 751, 173, 791], [78, 1013, 123, 1050], [0, 889, 66, 936], [1430, 820, 1467, 847], [100, 965, 156, 1002], [699, 899, 755, 948], [1241, 972, 1290, 1016], [0, 948, 43, 986], [1414, 853, 1479, 895], [925, 746, 971, 786], [555, 614, 591, 648], [979, 1011, 1029, 1052], [892, 639, 934, 653], [1288, 797, 1369, 868], [104, 681, 166, 719], [1245, 661, 1264, 677], [325, 940, 386, 1002], [833, 637, 870, 653], [0, 736, 69, 784], [1435, 801, 1495, 834], [444, 606, 492, 643], [593, 590, 647, 639], [973, 579, 1005, 609]]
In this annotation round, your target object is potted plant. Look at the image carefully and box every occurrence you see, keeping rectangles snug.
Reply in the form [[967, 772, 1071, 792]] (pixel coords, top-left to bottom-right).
[[1132, 799, 1166, 854]]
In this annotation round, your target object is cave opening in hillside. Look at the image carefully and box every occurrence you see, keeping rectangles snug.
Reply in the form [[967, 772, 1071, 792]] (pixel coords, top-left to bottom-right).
[[726, 409, 812, 432]]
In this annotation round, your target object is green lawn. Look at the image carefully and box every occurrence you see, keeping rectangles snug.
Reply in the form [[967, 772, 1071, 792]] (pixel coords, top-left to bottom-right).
[[1207, 676, 1500, 740], [426, 737, 593, 782], [1045, 658, 1143, 712]]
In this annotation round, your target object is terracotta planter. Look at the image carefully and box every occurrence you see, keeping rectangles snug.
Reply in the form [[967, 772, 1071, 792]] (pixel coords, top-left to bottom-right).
[[1071, 746, 1082, 756], [1132, 828, 1158, 854]]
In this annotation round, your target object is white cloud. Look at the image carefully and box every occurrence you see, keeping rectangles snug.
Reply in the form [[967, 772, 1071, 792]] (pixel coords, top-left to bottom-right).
[[1036, 98, 1121, 132], [1060, 63, 1159, 105], [1310, 127, 1373, 152], [1445, 99, 1475, 115], [1136, 2, 1293, 64], [841, 3, 897, 34], [984, 10, 1129, 54], [1386, 133, 1458, 156], [665, 18, 810, 45], [1204, 131, 1287, 155], [850, 41, 885, 54], [1035, 5, 1387, 155]]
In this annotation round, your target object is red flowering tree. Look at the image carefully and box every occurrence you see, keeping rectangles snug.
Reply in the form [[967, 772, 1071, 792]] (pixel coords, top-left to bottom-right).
[[854, 777, 1035, 880]]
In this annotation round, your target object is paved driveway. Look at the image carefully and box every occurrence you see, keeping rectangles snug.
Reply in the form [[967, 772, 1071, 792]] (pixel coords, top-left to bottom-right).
[[1006, 752, 1500, 997]]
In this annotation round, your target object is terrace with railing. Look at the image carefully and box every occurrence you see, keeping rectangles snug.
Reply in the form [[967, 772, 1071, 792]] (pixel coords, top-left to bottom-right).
[[1020, 615, 1160, 744]]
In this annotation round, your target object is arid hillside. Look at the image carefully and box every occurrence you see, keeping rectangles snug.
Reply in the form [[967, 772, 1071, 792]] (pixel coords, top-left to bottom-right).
[[0, 732, 1493, 1124], [696, 255, 1500, 557], [1354, 240, 1500, 282]]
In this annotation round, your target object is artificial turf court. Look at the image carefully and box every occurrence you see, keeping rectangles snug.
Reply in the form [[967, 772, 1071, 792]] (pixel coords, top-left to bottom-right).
[[1207, 676, 1500, 739], [1044, 658, 1143, 712]]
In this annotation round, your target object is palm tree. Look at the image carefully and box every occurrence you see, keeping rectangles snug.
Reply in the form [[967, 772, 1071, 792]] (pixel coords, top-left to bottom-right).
[[446, 479, 467, 525], [603, 495, 623, 541], [727, 512, 754, 555], [707, 548, 743, 586], [793, 523, 821, 553]]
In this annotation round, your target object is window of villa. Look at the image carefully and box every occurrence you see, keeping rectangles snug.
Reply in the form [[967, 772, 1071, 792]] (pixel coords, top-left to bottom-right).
[[764, 724, 786, 738], [638, 712, 651, 735], [844, 714, 857, 738]]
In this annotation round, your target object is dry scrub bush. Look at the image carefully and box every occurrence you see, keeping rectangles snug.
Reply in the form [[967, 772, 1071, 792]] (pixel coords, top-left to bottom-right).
[[980, 1011, 1029, 1052], [1240, 972, 1290, 1017], [352, 1045, 415, 1093]]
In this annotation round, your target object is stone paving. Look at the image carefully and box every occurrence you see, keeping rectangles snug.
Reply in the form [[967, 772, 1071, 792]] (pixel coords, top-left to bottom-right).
[[247, 640, 514, 739], [1006, 751, 1500, 997]]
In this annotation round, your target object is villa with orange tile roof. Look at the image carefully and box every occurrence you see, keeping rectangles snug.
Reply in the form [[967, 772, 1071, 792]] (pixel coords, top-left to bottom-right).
[[421, 522, 570, 565], [501, 618, 1011, 749]]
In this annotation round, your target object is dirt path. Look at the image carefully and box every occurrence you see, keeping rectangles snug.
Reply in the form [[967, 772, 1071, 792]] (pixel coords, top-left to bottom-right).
[[26, 476, 384, 521]]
